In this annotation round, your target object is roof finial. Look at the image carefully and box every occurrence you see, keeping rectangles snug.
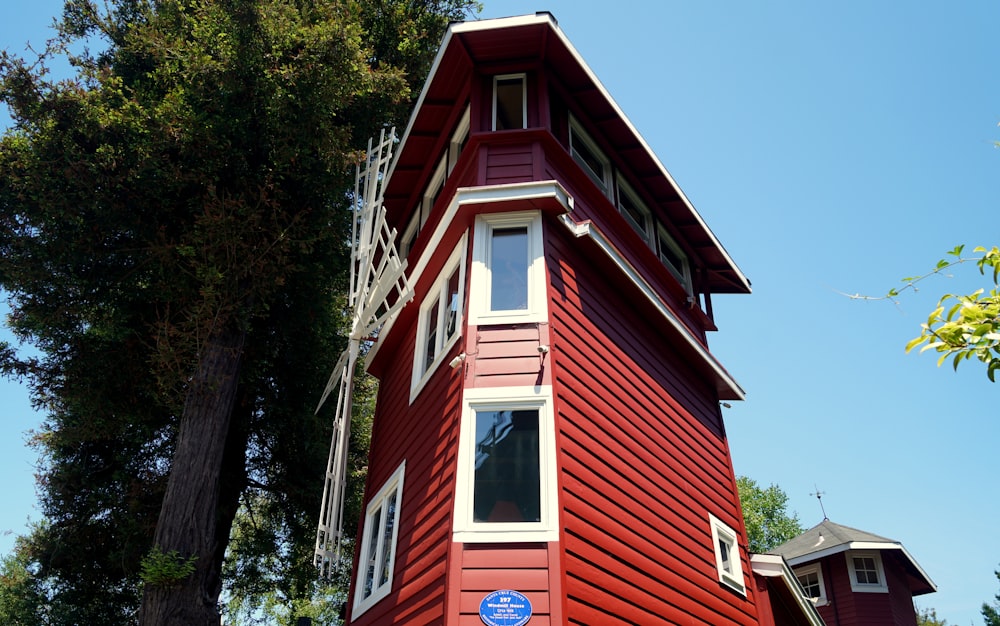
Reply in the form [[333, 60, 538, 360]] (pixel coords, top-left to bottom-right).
[[810, 485, 828, 521]]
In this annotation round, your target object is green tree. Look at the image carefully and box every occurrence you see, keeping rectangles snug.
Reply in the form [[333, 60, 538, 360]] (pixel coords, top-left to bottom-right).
[[915, 605, 949, 626], [984, 567, 1000, 626], [736, 476, 803, 553], [881, 245, 1000, 381], [0, 0, 477, 623]]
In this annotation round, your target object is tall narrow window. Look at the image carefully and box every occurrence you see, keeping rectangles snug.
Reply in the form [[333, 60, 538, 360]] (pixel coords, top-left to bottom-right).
[[473, 408, 541, 523], [412, 237, 466, 399], [353, 462, 406, 616], [454, 387, 558, 543], [709, 513, 746, 595], [489, 227, 528, 311], [493, 74, 526, 131], [468, 212, 546, 325]]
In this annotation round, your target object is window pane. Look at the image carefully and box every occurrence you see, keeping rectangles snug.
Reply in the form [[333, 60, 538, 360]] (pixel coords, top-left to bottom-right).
[[378, 490, 398, 587], [363, 507, 382, 599], [494, 77, 525, 130], [424, 302, 439, 370], [473, 409, 540, 523], [571, 132, 607, 190], [619, 190, 650, 242], [718, 537, 732, 573], [797, 571, 820, 598], [445, 267, 460, 340], [490, 227, 528, 311]]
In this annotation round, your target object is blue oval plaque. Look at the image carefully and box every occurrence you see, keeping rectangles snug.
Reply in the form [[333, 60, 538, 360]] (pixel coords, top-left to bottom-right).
[[478, 589, 532, 626]]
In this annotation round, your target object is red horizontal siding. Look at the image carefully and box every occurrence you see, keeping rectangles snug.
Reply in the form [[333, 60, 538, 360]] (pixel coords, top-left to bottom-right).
[[348, 327, 464, 626], [484, 142, 535, 185], [456, 544, 554, 625], [544, 226, 758, 625], [468, 323, 550, 388]]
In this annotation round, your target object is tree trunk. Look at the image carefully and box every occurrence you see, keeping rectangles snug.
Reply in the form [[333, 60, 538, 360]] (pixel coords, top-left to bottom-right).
[[139, 324, 246, 625]]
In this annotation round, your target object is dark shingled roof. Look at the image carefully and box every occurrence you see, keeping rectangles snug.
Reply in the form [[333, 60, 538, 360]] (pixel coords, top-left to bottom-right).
[[769, 519, 897, 562]]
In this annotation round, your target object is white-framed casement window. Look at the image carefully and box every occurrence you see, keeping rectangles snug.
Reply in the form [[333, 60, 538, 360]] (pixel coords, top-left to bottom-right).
[[655, 224, 692, 294], [846, 551, 888, 593], [353, 461, 406, 617], [616, 177, 654, 247], [794, 563, 828, 605], [569, 116, 611, 197], [449, 105, 471, 173], [493, 74, 526, 131], [709, 513, 746, 596], [468, 211, 547, 325], [453, 386, 559, 543], [411, 236, 467, 398]]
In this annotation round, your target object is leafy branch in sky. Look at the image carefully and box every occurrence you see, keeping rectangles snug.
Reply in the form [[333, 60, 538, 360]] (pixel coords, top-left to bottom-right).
[[848, 245, 1000, 381]]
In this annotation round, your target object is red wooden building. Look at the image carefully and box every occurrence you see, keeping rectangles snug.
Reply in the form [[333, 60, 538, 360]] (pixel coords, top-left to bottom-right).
[[338, 13, 823, 625], [769, 520, 936, 626]]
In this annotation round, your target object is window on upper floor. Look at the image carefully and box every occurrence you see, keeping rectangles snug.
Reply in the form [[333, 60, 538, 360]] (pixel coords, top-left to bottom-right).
[[493, 74, 526, 131], [794, 564, 828, 605], [411, 237, 466, 399], [847, 551, 888, 593], [616, 177, 653, 246], [655, 224, 692, 295], [453, 386, 558, 543], [401, 105, 471, 259], [709, 513, 746, 596], [569, 116, 611, 197], [468, 211, 547, 325], [353, 461, 406, 617]]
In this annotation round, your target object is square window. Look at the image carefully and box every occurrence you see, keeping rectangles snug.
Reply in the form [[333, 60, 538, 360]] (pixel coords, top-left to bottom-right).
[[412, 237, 466, 399], [709, 513, 746, 595], [493, 74, 526, 131], [353, 462, 406, 616], [453, 386, 558, 543], [569, 116, 610, 197], [846, 551, 888, 593], [468, 211, 547, 325], [794, 564, 828, 605]]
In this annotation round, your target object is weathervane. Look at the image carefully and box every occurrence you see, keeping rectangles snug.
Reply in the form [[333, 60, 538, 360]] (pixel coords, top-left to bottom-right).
[[810, 485, 828, 520]]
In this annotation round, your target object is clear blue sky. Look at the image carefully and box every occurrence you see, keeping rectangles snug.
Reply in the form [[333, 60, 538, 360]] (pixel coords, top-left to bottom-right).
[[3, 2, 999, 624]]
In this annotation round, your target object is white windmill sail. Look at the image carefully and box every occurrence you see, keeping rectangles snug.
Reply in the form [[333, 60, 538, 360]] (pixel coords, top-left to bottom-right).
[[314, 128, 411, 578]]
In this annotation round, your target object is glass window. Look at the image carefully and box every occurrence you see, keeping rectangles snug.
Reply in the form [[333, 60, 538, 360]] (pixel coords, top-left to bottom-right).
[[569, 116, 610, 196], [473, 409, 541, 523], [846, 551, 888, 593], [412, 238, 466, 398], [709, 513, 746, 595], [353, 462, 406, 616], [454, 387, 558, 543], [617, 179, 652, 246], [468, 212, 546, 325], [794, 564, 827, 605], [493, 74, 526, 131], [656, 224, 692, 294], [489, 227, 529, 311]]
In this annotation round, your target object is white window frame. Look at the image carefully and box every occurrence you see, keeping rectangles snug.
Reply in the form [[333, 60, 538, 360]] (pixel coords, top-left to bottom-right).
[[468, 211, 547, 325], [709, 513, 746, 596], [655, 224, 692, 295], [492, 73, 527, 131], [453, 386, 559, 543], [353, 461, 406, 617], [794, 563, 828, 606], [846, 550, 888, 593], [449, 105, 471, 174], [411, 236, 467, 400], [616, 177, 654, 247], [569, 115, 611, 197]]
